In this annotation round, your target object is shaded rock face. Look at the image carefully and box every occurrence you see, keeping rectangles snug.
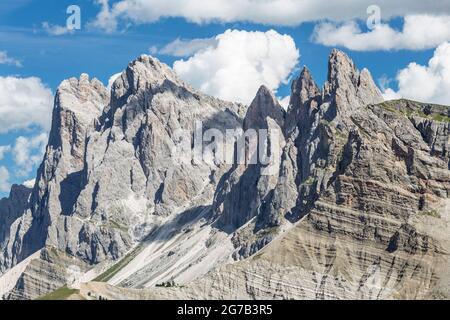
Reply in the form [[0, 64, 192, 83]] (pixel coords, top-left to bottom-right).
[[0, 55, 245, 276], [21, 74, 110, 263], [134, 51, 448, 299], [1, 49, 450, 300], [214, 50, 384, 259], [213, 86, 286, 232], [92, 51, 449, 300], [0, 185, 32, 271]]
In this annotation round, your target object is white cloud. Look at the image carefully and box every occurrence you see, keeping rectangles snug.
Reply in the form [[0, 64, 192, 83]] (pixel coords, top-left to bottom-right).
[[149, 45, 158, 55], [42, 22, 73, 36], [91, 0, 450, 32], [313, 15, 450, 51], [172, 29, 299, 104], [383, 42, 450, 105], [278, 96, 290, 110], [381, 88, 402, 101], [157, 37, 217, 57], [23, 178, 35, 188], [0, 145, 11, 160], [12, 133, 48, 176], [0, 166, 10, 193], [107, 72, 122, 91], [90, 0, 117, 33], [0, 51, 22, 67], [0, 76, 53, 133]]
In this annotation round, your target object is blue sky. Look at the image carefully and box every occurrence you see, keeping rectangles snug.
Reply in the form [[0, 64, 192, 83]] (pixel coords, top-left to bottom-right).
[[1, 0, 449, 197]]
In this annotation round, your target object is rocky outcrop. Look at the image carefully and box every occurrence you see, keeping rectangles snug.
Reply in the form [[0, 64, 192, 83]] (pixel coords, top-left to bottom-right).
[[0, 55, 246, 298], [79, 197, 450, 299], [0, 185, 32, 272], [1, 49, 449, 300], [76, 50, 449, 300], [213, 86, 285, 229], [211, 85, 286, 258], [5, 247, 89, 300]]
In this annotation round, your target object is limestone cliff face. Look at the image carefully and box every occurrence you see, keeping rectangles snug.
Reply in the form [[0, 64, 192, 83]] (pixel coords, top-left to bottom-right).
[[0, 55, 244, 275], [79, 50, 449, 300], [117, 50, 448, 300], [0, 185, 32, 271], [0, 49, 449, 300]]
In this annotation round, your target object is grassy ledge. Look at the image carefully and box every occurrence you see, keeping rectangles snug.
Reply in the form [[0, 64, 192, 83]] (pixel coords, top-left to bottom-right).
[[94, 245, 142, 282], [36, 286, 80, 300]]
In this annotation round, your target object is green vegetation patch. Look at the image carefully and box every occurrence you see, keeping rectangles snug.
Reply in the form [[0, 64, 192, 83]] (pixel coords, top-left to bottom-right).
[[37, 286, 79, 300], [431, 113, 450, 123], [379, 102, 400, 114], [418, 210, 441, 219], [94, 245, 142, 282], [378, 99, 450, 123]]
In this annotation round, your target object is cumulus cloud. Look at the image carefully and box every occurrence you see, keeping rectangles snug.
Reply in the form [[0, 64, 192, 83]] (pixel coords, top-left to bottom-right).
[[91, 0, 450, 32], [23, 178, 35, 188], [90, 0, 118, 33], [157, 37, 217, 57], [383, 42, 450, 105], [0, 76, 53, 133], [107, 72, 122, 90], [278, 96, 290, 110], [172, 29, 299, 104], [13, 133, 48, 176], [42, 22, 73, 36], [313, 15, 450, 51], [0, 51, 22, 67], [0, 166, 10, 193], [0, 145, 11, 160], [382, 88, 402, 101]]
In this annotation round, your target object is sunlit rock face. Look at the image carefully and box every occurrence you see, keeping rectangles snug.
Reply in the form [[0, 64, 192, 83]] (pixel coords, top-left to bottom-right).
[[1, 50, 449, 300]]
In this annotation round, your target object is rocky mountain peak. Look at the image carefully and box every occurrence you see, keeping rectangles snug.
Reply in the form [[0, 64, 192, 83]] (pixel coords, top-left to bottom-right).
[[356, 67, 384, 105], [59, 73, 109, 106], [285, 66, 322, 134], [111, 55, 188, 98], [244, 85, 285, 130], [327, 49, 356, 82], [48, 74, 109, 149], [293, 66, 321, 106], [325, 48, 360, 99], [1, 49, 449, 301], [255, 84, 273, 97], [323, 49, 383, 120], [108, 54, 196, 125]]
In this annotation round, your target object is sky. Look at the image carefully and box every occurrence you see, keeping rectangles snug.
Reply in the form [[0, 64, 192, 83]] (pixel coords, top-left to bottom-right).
[[1, 0, 450, 197]]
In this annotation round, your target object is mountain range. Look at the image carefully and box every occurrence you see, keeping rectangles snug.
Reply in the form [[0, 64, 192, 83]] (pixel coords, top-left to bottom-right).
[[0, 49, 449, 300]]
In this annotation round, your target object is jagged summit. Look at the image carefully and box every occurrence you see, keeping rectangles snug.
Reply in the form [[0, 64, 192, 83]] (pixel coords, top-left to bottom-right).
[[284, 48, 385, 134], [293, 66, 321, 106], [112, 54, 189, 95], [59, 73, 107, 98], [327, 49, 356, 80], [55, 73, 109, 121], [244, 85, 285, 130], [319, 49, 384, 123], [1, 49, 449, 300], [255, 84, 273, 97]]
